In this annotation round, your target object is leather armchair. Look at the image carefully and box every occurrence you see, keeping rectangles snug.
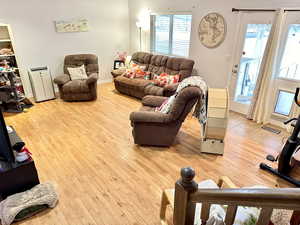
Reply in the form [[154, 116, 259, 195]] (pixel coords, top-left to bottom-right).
[[53, 54, 99, 101], [130, 86, 203, 147]]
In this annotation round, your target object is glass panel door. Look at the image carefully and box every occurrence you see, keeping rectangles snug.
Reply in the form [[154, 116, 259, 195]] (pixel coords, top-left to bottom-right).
[[230, 12, 275, 114], [234, 24, 271, 104], [268, 12, 300, 127]]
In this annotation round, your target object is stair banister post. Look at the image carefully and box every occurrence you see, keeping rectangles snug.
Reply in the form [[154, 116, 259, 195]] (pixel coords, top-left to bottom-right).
[[173, 167, 198, 225]]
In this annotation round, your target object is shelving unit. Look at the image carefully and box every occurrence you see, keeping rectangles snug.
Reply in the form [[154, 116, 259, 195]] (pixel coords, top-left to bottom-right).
[[0, 39, 11, 43], [0, 24, 24, 97]]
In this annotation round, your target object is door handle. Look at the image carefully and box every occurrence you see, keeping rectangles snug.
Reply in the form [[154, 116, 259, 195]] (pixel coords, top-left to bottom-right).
[[232, 69, 238, 74]]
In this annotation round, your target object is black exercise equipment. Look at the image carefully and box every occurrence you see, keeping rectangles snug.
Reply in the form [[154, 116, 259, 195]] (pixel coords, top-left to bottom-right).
[[260, 87, 300, 187]]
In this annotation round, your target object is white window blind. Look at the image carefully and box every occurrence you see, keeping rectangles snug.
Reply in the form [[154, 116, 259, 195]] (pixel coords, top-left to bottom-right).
[[150, 14, 192, 57]]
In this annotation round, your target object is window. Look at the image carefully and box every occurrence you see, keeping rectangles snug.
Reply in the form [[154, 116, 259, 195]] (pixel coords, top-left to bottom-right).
[[274, 90, 294, 116], [150, 14, 192, 57], [278, 24, 300, 80]]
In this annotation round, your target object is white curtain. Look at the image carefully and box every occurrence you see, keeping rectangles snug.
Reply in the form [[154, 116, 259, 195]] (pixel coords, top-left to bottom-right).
[[247, 9, 286, 123]]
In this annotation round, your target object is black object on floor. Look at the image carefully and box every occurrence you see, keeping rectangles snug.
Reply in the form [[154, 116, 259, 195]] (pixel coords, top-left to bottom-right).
[[22, 98, 34, 108], [266, 154, 278, 162], [0, 160, 40, 199], [261, 125, 281, 134], [260, 163, 300, 187]]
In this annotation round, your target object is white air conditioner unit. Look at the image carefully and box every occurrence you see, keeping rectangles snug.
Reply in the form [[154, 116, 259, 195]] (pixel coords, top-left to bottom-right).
[[28, 67, 55, 102]]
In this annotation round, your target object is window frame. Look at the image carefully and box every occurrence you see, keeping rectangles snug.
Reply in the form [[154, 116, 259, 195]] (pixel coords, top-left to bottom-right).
[[275, 23, 300, 81], [150, 13, 193, 58], [272, 88, 295, 118]]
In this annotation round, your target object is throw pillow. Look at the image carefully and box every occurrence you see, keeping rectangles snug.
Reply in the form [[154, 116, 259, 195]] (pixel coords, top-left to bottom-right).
[[67, 65, 88, 80], [153, 73, 180, 87], [124, 64, 146, 79], [129, 62, 146, 71], [144, 72, 151, 80]]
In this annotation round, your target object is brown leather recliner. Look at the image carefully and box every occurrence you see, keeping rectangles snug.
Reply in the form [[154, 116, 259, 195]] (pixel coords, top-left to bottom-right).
[[54, 54, 99, 101], [129, 86, 203, 147]]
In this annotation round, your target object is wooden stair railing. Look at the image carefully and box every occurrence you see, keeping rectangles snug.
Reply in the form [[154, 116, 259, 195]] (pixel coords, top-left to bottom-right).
[[166, 167, 300, 225]]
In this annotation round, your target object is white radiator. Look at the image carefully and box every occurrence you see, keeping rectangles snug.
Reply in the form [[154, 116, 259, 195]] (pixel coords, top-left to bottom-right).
[[28, 67, 55, 103]]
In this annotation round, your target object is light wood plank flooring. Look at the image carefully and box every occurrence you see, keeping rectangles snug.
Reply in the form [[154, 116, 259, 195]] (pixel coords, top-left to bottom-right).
[[3, 82, 298, 225]]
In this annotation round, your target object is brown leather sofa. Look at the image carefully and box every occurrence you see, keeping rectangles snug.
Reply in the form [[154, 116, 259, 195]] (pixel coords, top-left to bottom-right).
[[130, 86, 203, 147], [54, 54, 99, 101], [113, 52, 194, 99]]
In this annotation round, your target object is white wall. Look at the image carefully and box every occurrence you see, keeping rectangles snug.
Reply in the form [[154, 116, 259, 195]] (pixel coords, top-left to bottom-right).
[[0, 0, 129, 97], [128, 0, 300, 88]]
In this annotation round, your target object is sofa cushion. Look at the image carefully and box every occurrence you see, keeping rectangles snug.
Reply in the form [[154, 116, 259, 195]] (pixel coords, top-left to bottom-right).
[[165, 57, 194, 81], [115, 76, 152, 92], [131, 52, 152, 70], [144, 84, 164, 96], [62, 80, 90, 93], [148, 55, 169, 75], [64, 54, 98, 75]]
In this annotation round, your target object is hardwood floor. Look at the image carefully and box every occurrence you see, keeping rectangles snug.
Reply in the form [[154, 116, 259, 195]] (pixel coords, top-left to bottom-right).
[[3, 82, 298, 225]]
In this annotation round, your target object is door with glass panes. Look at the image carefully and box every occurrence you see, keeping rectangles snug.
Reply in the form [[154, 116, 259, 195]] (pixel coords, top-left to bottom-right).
[[230, 12, 275, 114], [269, 12, 300, 125]]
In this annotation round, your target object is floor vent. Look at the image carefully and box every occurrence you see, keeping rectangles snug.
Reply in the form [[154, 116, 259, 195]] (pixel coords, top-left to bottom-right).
[[261, 125, 281, 134]]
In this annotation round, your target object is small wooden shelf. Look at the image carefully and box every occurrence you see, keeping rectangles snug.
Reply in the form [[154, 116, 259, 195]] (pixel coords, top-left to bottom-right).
[[0, 24, 24, 95], [0, 54, 15, 57]]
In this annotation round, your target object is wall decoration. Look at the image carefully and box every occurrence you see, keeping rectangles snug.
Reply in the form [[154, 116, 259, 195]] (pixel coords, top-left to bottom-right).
[[55, 19, 89, 33], [198, 12, 226, 48]]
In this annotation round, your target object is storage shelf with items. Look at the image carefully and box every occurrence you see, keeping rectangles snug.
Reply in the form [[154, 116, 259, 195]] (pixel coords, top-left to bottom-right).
[[0, 24, 24, 98], [200, 88, 229, 155]]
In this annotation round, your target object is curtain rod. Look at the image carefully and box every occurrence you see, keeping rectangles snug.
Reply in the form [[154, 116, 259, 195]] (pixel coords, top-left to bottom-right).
[[232, 8, 300, 12]]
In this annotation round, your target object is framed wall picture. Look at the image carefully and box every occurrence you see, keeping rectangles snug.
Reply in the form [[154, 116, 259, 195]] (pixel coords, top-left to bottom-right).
[[198, 12, 227, 48], [55, 19, 89, 33], [114, 60, 125, 70]]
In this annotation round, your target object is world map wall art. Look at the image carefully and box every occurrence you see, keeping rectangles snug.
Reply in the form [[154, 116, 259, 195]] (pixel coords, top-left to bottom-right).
[[198, 12, 226, 48]]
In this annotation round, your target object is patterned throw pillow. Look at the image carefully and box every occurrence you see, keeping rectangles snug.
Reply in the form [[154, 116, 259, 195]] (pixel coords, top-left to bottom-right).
[[123, 64, 146, 79], [153, 73, 180, 87]]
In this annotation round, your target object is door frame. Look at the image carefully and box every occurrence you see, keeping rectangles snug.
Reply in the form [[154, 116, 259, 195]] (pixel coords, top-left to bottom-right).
[[268, 11, 300, 127], [228, 11, 275, 115]]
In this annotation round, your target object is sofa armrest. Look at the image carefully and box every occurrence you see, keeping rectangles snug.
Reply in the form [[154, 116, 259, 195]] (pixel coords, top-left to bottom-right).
[[53, 74, 70, 86], [142, 96, 168, 107], [86, 73, 98, 85], [130, 111, 170, 123], [163, 83, 179, 97], [111, 68, 126, 78]]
